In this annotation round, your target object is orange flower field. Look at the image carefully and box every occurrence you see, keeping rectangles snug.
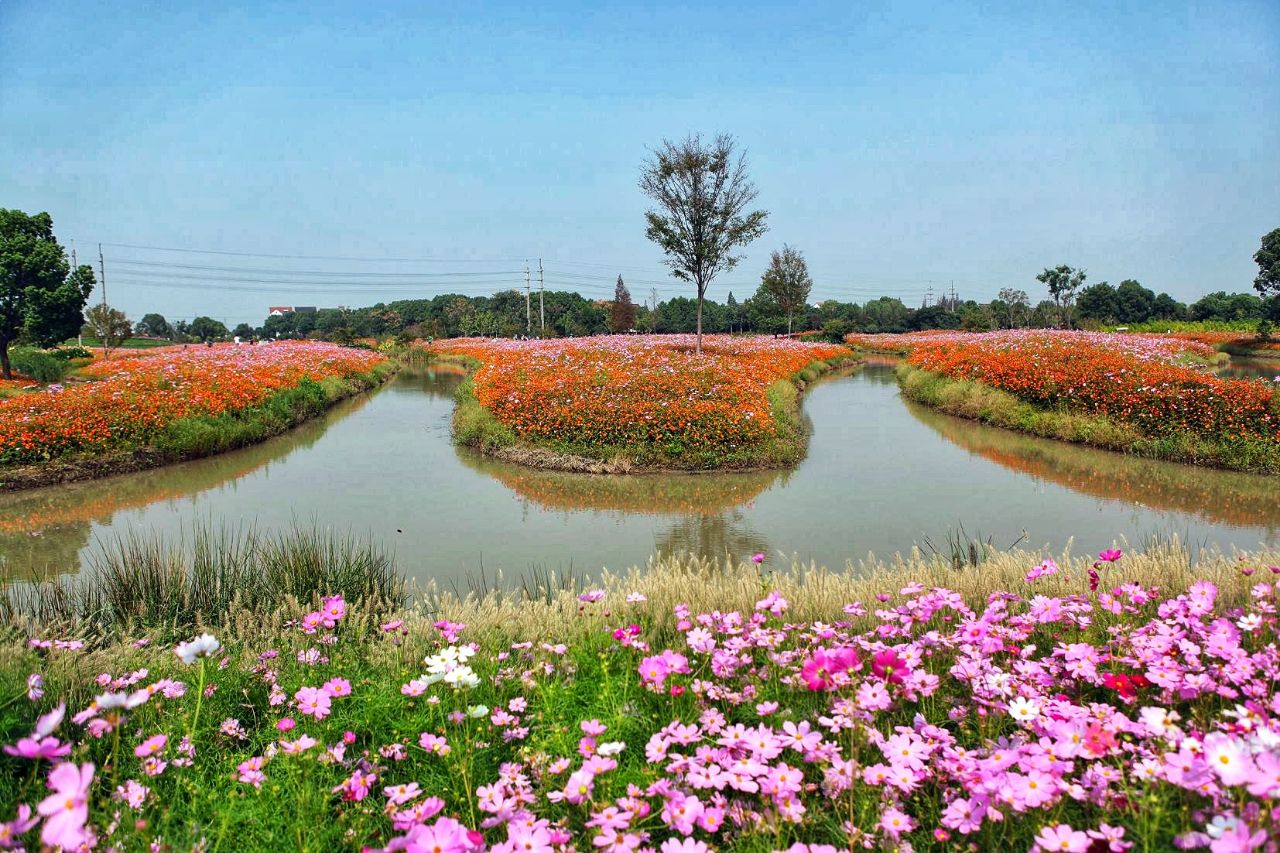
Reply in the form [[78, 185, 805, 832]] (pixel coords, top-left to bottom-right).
[[0, 342, 387, 465], [856, 330, 1279, 442], [427, 335, 852, 452]]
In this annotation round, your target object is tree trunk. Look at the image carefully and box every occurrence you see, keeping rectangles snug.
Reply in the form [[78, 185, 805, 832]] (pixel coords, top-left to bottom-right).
[[0, 344, 9, 381], [787, 315, 793, 335], [695, 289, 704, 354]]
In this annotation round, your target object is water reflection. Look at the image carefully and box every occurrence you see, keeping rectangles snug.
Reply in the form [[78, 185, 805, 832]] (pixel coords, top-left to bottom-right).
[[906, 398, 1280, 534], [1217, 357, 1280, 381], [0, 382, 381, 580], [458, 452, 785, 516]]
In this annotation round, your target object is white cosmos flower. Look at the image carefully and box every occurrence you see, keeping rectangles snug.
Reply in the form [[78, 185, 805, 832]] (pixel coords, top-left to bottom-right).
[[1008, 697, 1040, 723], [597, 741, 626, 756], [175, 633, 221, 665], [466, 705, 489, 719]]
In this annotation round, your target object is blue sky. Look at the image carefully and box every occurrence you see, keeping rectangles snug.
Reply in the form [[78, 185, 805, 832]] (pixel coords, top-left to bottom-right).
[[2, 0, 1277, 327]]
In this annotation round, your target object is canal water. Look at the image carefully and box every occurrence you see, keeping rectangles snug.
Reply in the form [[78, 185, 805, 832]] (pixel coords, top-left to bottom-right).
[[1, 362, 1277, 587]]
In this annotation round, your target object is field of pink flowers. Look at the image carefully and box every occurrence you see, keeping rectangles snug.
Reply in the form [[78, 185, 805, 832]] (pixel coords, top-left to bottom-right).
[[2, 548, 1279, 851]]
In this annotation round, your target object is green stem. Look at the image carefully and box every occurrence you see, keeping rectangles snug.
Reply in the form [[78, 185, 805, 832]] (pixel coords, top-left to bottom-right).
[[189, 658, 207, 739]]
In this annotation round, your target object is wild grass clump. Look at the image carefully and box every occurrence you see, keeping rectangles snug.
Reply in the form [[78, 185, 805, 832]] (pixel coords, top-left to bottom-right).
[[0, 524, 404, 637]]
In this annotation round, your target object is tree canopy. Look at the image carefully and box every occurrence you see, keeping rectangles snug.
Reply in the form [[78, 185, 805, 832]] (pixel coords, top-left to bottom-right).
[[638, 133, 768, 352], [757, 245, 813, 334], [1254, 228, 1280, 298], [0, 209, 95, 379], [1036, 265, 1087, 329]]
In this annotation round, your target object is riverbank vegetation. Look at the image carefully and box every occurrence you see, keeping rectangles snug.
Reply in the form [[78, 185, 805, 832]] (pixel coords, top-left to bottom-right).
[[1, 534, 1277, 850], [426, 335, 855, 472], [845, 330, 1280, 473], [0, 342, 393, 490]]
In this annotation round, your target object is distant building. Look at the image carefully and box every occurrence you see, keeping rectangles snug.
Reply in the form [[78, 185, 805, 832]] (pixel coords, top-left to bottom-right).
[[268, 306, 293, 317], [293, 306, 317, 313]]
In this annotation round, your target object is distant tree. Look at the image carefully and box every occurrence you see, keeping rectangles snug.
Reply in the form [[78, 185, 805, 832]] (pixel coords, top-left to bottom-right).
[[1190, 291, 1265, 322], [997, 288, 1030, 328], [638, 133, 769, 352], [1030, 299, 1060, 328], [189, 316, 229, 342], [725, 291, 739, 333], [958, 302, 994, 332], [232, 323, 256, 340], [84, 303, 132, 358], [1151, 293, 1187, 321], [1253, 228, 1280, 298], [1115, 279, 1155, 324], [862, 297, 910, 333], [135, 312, 171, 338], [610, 276, 637, 333], [172, 319, 192, 341], [0, 209, 96, 379], [1036, 265, 1087, 329], [758, 245, 813, 334], [1076, 282, 1118, 324]]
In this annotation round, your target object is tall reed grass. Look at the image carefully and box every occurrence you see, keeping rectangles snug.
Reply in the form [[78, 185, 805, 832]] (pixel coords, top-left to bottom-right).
[[0, 524, 403, 636]]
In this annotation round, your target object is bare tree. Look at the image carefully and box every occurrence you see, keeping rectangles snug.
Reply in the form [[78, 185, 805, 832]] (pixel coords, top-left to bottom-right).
[[639, 134, 768, 353]]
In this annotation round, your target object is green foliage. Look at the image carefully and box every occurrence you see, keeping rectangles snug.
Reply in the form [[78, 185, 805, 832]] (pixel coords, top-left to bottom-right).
[[189, 315, 230, 342], [135, 312, 172, 338], [0, 209, 95, 379], [7, 347, 70, 382], [610, 276, 637, 333], [1254, 227, 1280, 297], [50, 345, 92, 360], [1036, 264, 1087, 328], [83, 303, 132, 355], [638, 133, 769, 348], [1190, 291, 1266, 322], [757, 245, 813, 334]]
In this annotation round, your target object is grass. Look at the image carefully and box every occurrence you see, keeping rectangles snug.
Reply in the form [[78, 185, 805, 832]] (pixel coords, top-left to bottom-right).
[[447, 355, 857, 472], [897, 363, 1280, 474], [1, 524, 404, 635]]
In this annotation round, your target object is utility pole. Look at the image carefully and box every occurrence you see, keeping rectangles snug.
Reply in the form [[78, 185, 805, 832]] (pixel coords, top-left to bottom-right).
[[538, 258, 544, 335], [925, 286, 933, 308], [524, 263, 531, 335], [98, 243, 107, 307], [650, 288, 658, 332]]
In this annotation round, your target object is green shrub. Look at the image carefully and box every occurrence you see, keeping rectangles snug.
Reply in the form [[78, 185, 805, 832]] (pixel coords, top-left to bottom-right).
[[8, 348, 69, 382]]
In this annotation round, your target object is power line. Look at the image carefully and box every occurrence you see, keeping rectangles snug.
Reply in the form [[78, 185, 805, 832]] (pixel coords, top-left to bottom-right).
[[85, 240, 527, 263]]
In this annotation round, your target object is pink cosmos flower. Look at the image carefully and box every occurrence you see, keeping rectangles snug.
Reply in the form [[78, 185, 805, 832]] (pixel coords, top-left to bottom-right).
[[0, 803, 38, 845], [295, 686, 332, 720], [1036, 824, 1092, 852], [36, 761, 93, 850], [134, 734, 167, 758], [322, 677, 352, 698], [1098, 549, 1123, 563], [751, 552, 765, 564], [276, 717, 297, 732], [4, 735, 70, 761]]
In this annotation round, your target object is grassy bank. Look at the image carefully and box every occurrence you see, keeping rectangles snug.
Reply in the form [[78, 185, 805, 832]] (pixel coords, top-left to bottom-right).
[[897, 363, 1280, 474], [0, 361, 397, 491], [450, 355, 855, 472], [1, 533, 1276, 850]]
